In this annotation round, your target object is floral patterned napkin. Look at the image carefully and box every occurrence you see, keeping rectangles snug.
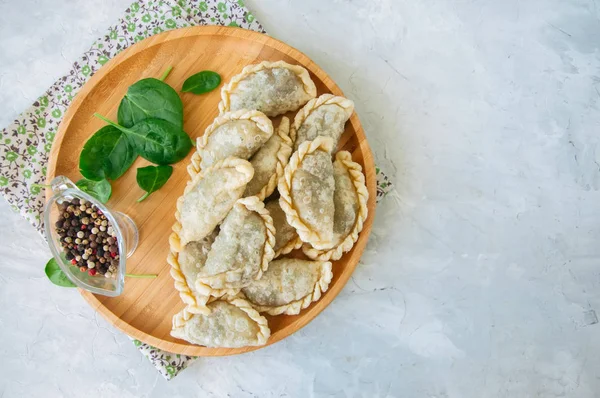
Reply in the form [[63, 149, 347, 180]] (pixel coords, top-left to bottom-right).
[[0, 0, 394, 380]]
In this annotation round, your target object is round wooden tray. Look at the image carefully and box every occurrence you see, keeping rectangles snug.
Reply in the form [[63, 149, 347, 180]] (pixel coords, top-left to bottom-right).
[[47, 26, 376, 356]]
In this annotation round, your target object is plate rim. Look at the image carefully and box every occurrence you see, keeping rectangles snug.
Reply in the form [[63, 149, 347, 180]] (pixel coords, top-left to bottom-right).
[[46, 26, 377, 356]]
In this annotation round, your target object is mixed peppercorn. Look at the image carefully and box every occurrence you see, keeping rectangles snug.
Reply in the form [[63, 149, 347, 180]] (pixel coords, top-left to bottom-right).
[[55, 198, 120, 278]]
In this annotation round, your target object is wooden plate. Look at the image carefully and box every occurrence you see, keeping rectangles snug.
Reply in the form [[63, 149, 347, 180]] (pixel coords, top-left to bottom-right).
[[47, 26, 376, 356]]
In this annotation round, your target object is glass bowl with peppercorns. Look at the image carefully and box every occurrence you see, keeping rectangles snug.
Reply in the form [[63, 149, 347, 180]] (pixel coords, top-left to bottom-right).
[[43, 176, 139, 296]]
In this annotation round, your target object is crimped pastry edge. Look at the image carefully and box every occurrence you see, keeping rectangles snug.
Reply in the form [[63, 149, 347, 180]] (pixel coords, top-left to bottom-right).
[[273, 236, 303, 259], [246, 117, 293, 201], [218, 60, 317, 116], [243, 260, 333, 316], [290, 93, 355, 145], [169, 157, 254, 314], [302, 151, 369, 261], [171, 296, 271, 347], [277, 136, 335, 249], [196, 109, 273, 169], [194, 196, 276, 294]]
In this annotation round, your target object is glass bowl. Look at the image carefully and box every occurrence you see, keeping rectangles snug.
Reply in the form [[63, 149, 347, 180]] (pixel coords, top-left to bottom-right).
[[43, 176, 138, 296]]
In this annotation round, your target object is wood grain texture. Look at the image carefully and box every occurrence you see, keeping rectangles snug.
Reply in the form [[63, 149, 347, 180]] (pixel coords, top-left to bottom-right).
[[46, 26, 376, 356]]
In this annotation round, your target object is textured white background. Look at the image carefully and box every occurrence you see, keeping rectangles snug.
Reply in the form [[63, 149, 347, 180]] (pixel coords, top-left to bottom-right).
[[1, 0, 600, 396]]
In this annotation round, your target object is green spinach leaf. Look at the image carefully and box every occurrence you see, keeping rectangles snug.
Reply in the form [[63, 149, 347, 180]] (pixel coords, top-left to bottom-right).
[[94, 113, 193, 165], [76, 178, 112, 203], [45, 258, 76, 288], [182, 71, 221, 94], [136, 165, 173, 202], [79, 125, 137, 181], [117, 78, 184, 128]]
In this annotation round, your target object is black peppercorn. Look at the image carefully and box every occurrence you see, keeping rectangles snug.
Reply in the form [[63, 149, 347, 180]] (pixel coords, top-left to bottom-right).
[[53, 198, 119, 278]]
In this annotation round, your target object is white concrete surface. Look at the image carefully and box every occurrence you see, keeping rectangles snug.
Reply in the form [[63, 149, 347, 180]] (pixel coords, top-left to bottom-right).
[[1, 0, 600, 396]]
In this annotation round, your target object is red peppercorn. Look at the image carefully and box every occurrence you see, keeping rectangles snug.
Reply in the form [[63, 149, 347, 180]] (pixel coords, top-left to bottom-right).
[[88, 269, 97, 276], [97, 210, 103, 215], [92, 250, 97, 255], [110, 252, 117, 258], [81, 225, 87, 230], [79, 266, 87, 272], [71, 259, 77, 265]]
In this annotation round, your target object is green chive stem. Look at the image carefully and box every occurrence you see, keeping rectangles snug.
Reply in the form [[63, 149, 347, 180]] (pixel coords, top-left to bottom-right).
[[158, 66, 173, 82], [125, 273, 157, 279]]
